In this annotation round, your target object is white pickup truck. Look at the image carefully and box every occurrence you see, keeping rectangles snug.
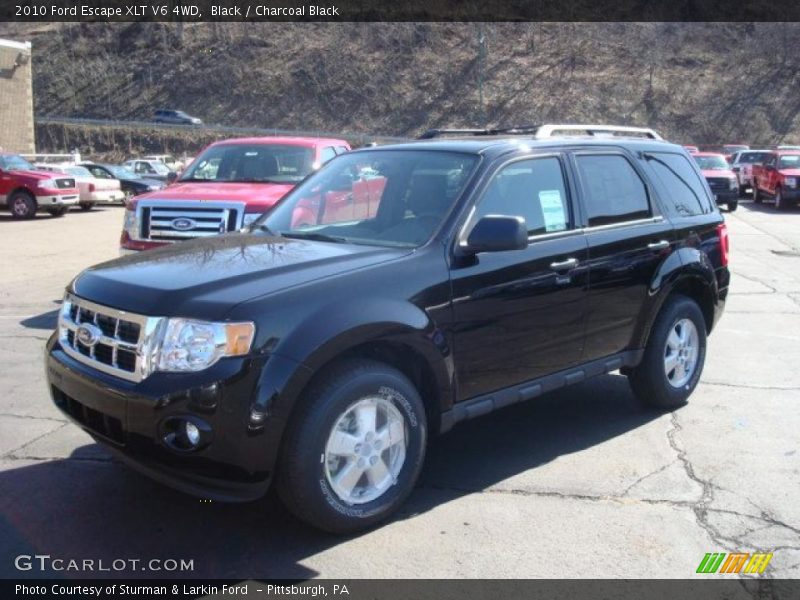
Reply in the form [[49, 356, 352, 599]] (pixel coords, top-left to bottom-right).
[[730, 150, 772, 196], [36, 164, 125, 210]]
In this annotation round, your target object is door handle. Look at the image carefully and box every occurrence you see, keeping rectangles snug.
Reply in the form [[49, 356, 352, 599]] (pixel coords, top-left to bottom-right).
[[550, 257, 579, 271], [647, 240, 670, 251]]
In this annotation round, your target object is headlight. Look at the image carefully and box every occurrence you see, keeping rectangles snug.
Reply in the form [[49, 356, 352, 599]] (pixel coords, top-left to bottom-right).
[[156, 318, 255, 372], [242, 213, 262, 228], [785, 177, 797, 188], [729, 178, 738, 190], [147, 185, 162, 191], [36, 178, 58, 189], [123, 207, 139, 239]]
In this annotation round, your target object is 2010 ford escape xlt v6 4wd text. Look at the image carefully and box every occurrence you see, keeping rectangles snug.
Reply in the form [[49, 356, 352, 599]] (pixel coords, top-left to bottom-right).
[[46, 124, 729, 533]]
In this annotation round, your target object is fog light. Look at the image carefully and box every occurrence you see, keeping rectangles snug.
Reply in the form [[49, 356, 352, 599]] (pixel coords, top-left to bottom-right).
[[185, 421, 200, 446]]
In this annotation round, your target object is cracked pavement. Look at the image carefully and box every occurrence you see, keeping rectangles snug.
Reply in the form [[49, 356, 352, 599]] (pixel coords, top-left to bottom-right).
[[0, 202, 798, 581]]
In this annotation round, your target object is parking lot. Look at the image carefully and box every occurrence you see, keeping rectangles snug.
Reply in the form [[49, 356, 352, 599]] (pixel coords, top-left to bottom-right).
[[0, 199, 798, 579]]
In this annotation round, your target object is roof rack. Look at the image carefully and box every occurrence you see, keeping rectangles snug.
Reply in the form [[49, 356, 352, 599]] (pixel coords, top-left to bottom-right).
[[418, 123, 663, 141]]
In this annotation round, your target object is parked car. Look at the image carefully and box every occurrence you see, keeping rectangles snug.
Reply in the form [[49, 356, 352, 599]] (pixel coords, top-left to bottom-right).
[[722, 144, 749, 163], [752, 150, 800, 210], [153, 109, 202, 126], [0, 152, 79, 218], [81, 162, 165, 204], [122, 159, 174, 182], [120, 136, 351, 252], [46, 124, 729, 533], [691, 152, 740, 211], [142, 154, 185, 172], [35, 164, 124, 210], [729, 150, 771, 196]]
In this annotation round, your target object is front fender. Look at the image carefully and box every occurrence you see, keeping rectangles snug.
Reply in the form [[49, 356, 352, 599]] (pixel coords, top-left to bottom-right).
[[254, 297, 454, 427]]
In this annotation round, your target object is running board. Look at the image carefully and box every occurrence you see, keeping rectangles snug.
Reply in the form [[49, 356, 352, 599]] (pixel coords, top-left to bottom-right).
[[439, 350, 644, 433]]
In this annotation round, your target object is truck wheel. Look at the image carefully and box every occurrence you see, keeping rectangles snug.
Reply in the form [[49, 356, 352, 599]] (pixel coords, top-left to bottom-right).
[[9, 191, 36, 219], [753, 184, 762, 204], [47, 206, 68, 217], [79, 202, 96, 211], [628, 295, 707, 410], [727, 199, 738, 212], [277, 359, 427, 533], [774, 188, 787, 211]]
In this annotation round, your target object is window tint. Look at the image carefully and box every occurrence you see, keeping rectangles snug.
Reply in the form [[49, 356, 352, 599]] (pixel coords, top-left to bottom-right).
[[575, 154, 650, 226], [645, 152, 712, 217], [475, 157, 570, 235], [321, 147, 337, 164]]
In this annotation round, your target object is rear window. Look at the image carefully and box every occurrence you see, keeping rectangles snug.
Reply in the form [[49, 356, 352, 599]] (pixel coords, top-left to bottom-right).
[[644, 152, 712, 217]]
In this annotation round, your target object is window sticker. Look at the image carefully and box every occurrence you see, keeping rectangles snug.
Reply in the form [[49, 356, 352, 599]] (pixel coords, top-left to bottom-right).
[[539, 190, 567, 231]]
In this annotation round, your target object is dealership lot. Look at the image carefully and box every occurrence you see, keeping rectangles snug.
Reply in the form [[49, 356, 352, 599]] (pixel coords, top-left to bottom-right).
[[0, 201, 798, 579]]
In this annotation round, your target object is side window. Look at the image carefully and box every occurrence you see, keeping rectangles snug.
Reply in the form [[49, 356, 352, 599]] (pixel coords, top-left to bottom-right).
[[575, 154, 650, 227], [644, 152, 712, 216], [320, 147, 337, 164], [474, 156, 571, 236], [336, 146, 349, 155]]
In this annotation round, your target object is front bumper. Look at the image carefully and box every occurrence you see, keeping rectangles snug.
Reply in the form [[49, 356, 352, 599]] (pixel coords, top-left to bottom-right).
[[781, 187, 800, 201], [712, 190, 739, 204], [86, 190, 125, 204], [46, 334, 295, 502], [36, 193, 79, 209]]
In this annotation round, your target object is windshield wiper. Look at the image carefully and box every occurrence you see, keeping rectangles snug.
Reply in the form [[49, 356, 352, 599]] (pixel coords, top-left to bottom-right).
[[280, 231, 349, 244]]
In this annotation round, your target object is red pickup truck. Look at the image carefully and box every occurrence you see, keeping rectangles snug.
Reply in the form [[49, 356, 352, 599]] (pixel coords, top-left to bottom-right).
[[120, 137, 350, 252], [0, 152, 80, 218], [751, 150, 800, 210]]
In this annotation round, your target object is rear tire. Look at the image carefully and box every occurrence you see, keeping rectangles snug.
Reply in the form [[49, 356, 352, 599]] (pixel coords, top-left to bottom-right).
[[9, 191, 36, 219], [628, 295, 707, 410], [277, 359, 427, 533], [47, 206, 68, 217]]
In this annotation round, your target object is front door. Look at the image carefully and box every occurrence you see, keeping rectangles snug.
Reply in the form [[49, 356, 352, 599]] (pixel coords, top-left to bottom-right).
[[450, 154, 589, 402]]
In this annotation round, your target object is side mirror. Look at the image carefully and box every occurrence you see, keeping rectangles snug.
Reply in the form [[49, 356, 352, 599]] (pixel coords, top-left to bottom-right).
[[166, 171, 178, 184], [465, 215, 528, 254]]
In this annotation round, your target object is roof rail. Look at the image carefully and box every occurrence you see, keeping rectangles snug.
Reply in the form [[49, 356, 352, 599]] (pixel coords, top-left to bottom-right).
[[534, 124, 663, 140], [418, 123, 663, 141]]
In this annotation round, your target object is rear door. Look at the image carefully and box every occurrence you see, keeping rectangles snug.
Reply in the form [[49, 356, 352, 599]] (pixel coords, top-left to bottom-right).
[[450, 153, 589, 401], [573, 150, 676, 362]]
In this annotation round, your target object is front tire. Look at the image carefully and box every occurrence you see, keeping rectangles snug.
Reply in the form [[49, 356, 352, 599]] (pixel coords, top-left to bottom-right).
[[753, 184, 762, 204], [628, 295, 707, 410], [277, 359, 427, 533], [9, 191, 36, 219], [47, 206, 68, 217], [728, 199, 738, 212], [79, 202, 95, 211], [774, 187, 787, 211]]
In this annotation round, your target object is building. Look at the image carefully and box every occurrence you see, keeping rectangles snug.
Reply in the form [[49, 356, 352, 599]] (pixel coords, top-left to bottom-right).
[[0, 38, 34, 154]]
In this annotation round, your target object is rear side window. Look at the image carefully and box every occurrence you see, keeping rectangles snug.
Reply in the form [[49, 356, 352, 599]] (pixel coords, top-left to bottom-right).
[[645, 152, 712, 216], [474, 156, 571, 236], [575, 154, 650, 226]]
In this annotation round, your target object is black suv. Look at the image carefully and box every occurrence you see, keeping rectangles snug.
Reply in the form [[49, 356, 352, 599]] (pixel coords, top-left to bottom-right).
[[46, 124, 729, 533]]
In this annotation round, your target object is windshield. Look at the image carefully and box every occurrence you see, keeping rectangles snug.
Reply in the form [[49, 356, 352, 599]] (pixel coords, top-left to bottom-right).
[[150, 162, 170, 175], [66, 166, 92, 178], [0, 154, 34, 171], [694, 155, 730, 170], [108, 165, 139, 179], [181, 143, 317, 184], [738, 152, 770, 164], [779, 155, 800, 169], [253, 149, 479, 248]]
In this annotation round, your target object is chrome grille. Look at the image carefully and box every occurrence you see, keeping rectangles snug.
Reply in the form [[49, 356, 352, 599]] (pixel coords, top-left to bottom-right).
[[58, 294, 163, 382], [706, 177, 732, 192], [55, 178, 76, 189], [137, 200, 246, 242]]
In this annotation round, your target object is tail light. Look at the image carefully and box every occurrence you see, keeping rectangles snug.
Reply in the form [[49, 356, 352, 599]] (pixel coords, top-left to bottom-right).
[[88, 183, 96, 192], [717, 222, 729, 267]]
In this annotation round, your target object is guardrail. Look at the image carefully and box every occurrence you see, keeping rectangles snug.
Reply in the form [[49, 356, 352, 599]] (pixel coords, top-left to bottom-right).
[[35, 116, 411, 146]]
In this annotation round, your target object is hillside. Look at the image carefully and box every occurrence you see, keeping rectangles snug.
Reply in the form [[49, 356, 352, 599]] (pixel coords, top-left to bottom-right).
[[4, 22, 800, 146]]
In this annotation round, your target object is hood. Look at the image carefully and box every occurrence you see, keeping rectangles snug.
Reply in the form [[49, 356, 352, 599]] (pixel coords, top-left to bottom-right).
[[71, 233, 410, 319], [133, 181, 294, 209], [701, 169, 736, 178], [10, 168, 65, 181]]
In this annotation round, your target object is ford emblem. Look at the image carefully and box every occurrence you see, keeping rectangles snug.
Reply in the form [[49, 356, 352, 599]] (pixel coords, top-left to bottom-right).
[[171, 217, 197, 231], [76, 323, 102, 347]]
